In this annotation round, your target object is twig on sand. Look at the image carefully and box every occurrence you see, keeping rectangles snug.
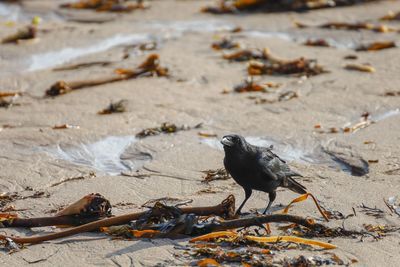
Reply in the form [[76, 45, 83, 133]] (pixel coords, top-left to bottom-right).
[[49, 172, 96, 187], [45, 54, 168, 97]]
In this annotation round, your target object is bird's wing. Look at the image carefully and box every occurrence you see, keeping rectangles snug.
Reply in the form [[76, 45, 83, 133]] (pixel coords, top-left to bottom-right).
[[257, 153, 302, 181], [256, 145, 286, 163]]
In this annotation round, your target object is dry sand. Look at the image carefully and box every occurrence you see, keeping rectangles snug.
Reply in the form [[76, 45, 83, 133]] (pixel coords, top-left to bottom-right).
[[0, 0, 400, 266]]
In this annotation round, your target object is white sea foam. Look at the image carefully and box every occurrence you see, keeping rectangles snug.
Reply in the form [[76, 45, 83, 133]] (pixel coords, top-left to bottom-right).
[[42, 136, 151, 175]]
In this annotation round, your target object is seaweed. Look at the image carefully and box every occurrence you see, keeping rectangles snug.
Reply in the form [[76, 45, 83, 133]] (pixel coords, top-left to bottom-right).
[[201, 168, 231, 183], [303, 39, 331, 47], [45, 54, 168, 97], [202, 0, 383, 14], [380, 11, 400, 21], [98, 100, 127, 114], [52, 124, 80, 129], [136, 122, 202, 138], [344, 63, 375, 72], [248, 49, 326, 77], [1, 26, 36, 44], [211, 38, 240, 50], [232, 78, 281, 93], [355, 41, 396, 51], [319, 22, 396, 33], [60, 0, 149, 13], [223, 48, 265, 62], [0, 93, 21, 108]]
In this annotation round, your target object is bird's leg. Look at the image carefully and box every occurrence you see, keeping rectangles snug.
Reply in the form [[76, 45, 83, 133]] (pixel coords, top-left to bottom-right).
[[263, 191, 276, 214], [236, 188, 252, 215]]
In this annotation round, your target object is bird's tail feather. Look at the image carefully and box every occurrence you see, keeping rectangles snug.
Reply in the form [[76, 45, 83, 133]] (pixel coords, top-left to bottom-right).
[[283, 177, 307, 194]]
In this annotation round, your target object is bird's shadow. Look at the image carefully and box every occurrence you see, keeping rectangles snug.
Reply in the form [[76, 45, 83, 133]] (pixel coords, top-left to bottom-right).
[[54, 233, 109, 245], [249, 204, 285, 215], [104, 238, 188, 258]]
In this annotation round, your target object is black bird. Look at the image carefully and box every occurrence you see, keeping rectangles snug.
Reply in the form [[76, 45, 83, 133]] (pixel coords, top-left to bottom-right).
[[221, 134, 307, 215]]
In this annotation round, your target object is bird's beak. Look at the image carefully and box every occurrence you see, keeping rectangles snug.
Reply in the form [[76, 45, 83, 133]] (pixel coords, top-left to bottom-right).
[[221, 136, 234, 147]]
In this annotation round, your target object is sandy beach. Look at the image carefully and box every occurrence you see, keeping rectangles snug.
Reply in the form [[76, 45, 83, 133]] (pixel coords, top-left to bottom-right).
[[1, 0, 400, 266]]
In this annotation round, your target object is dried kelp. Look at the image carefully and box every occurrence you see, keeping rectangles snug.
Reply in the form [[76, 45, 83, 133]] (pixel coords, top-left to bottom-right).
[[355, 41, 396, 51], [303, 39, 331, 47], [105, 213, 328, 241], [196, 188, 219, 195], [344, 55, 358, 60], [244, 235, 336, 249], [248, 59, 325, 76], [189, 246, 273, 266], [232, 78, 280, 93], [98, 100, 127, 114], [198, 132, 218, 138], [57, 193, 111, 217], [281, 255, 348, 266], [358, 203, 385, 219], [187, 235, 329, 265], [282, 193, 329, 222], [248, 90, 299, 104], [136, 122, 201, 138], [0, 97, 13, 108], [1, 26, 36, 44], [211, 38, 240, 50], [0, 92, 22, 98], [344, 63, 375, 72], [382, 91, 400, 97], [60, 0, 149, 13], [201, 1, 236, 14], [363, 224, 400, 238], [315, 112, 375, 134], [186, 230, 336, 266], [1, 191, 390, 265], [380, 11, 400, 21], [222, 48, 265, 62], [0, 193, 19, 211], [141, 197, 193, 208], [342, 113, 372, 133], [45, 54, 168, 97], [52, 124, 80, 129], [248, 49, 326, 77], [115, 54, 168, 77], [319, 22, 396, 33], [0, 195, 236, 244], [321, 207, 347, 220], [0, 193, 111, 228], [202, 168, 231, 183], [202, 0, 382, 14], [0, 92, 21, 108]]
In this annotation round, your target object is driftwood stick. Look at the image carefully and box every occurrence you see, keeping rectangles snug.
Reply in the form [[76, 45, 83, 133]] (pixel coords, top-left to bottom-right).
[[63, 69, 149, 90], [209, 214, 327, 232], [1, 216, 104, 228], [45, 54, 167, 97], [0, 195, 235, 244]]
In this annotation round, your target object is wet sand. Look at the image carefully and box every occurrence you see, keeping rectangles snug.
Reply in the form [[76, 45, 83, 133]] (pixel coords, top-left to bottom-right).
[[1, 0, 400, 266]]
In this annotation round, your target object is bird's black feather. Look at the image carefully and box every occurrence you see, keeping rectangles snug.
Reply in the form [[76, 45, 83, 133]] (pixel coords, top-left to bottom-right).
[[221, 134, 307, 214]]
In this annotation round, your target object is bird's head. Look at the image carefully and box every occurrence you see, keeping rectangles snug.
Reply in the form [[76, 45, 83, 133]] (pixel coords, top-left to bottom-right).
[[221, 134, 248, 151]]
